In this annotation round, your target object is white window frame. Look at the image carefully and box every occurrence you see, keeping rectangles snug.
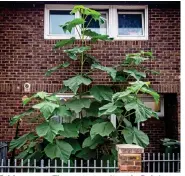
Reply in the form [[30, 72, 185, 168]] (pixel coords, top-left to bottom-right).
[[109, 5, 148, 40], [117, 11, 144, 37], [44, 4, 148, 40], [44, 5, 80, 39]]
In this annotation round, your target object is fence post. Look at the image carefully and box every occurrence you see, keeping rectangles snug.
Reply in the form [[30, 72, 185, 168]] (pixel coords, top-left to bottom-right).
[[116, 144, 144, 172]]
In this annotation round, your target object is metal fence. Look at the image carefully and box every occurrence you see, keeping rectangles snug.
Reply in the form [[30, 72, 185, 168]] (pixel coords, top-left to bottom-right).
[[142, 153, 180, 172], [0, 159, 118, 173], [0, 149, 181, 173]]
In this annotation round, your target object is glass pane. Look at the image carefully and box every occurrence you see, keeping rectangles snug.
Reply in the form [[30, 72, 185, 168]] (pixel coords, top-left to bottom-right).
[[118, 13, 143, 36], [85, 13, 107, 35], [49, 10, 75, 35]]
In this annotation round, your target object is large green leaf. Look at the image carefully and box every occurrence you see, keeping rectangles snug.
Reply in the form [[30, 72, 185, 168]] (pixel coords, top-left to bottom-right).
[[124, 69, 146, 81], [73, 117, 92, 134], [98, 102, 123, 116], [36, 119, 64, 143], [9, 133, 36, 152], [32, 101, 59, 119], [84, 29, 113, 42], [125, 100, 158, 123], [140, 86, 160, 104], [63, 75, 92, 94], [66, 98, 91, 113], [59, 123, 79, 138], [71, 5, 101, 21], [44, 140, 73, 163], [98, 103, 117, 116], [76, 148, 96, 160], [122, 127, 149, 148], [34, 92, 48, 99], [82, 135, 104, 149], [64, 138, 81, 154], [84, 54, 100, 65], [85, 101, 101, 117], [123, 51, 153, 65], [54, 37, 75, 49], [112, 89, 132, 101], [64, 46, 90, 60], [61, 18, 85, 33], [10, 109, 34, 126], [90, 122, 115, 139], [90, 85, 113, 101], [45, 62, 70, 76], [54, 106, 72, 117], [91, 63, 117, 80]]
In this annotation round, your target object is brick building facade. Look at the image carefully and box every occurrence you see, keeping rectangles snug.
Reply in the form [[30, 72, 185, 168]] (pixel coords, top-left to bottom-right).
[[0, 1, 180, 152]]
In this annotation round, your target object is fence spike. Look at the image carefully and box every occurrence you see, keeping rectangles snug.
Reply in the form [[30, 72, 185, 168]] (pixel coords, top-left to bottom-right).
[[21, 159, 23, 173], [7, 159, 10, 172], [158, 153, 160, 172], [172, 153, 175, 172], [87, 160, 89, 173], [28, 159, 30, 173], [48, 159, 50, 173], [14, 159, 17, 172], [107, 160, 109, 173], [168, 153, 170, 172], [148, 153, 150, 173], [34, 159, 36, 173], [55, 159, 57, 172], [100, 160, 103, 173], [1, 159, 3, 172], [68, 160, 70, 173], [163, 153, 165, 172]]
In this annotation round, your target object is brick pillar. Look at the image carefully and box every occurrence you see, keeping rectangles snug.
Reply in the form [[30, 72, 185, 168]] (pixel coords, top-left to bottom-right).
[[116, 144, 144, 172]]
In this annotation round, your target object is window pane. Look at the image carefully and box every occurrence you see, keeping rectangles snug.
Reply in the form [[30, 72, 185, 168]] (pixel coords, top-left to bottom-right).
[[85, 13, 107, 35], [118, 13, 143, 36], [49, 10, 75, 35]]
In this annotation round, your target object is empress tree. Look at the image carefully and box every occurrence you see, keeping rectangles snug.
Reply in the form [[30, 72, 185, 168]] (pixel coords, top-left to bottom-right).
[[9, 5, 159, 164]]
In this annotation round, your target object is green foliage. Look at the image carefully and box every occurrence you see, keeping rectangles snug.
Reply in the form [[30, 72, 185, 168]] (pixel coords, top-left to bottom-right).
[[36, 119, 64, 143], [9, 133, 36, 152], [84, 30, 113, 42], [10, 109, 34, 126], [9, 5, 160, 163], [63, 75, 92, 94], [33, 101, 59, 119], [64, 47, 90, 60], [45, 62, 70, 76], [82, 135, 104, 149], [60, 18, 85, 33], [59, 123, 79, 138], [90, 122, 115, 139], [44, 140, 73, 163], [54, 37, 75, 49], [90, 85, 113, 101], [122, 127, 149, 148], [91, 63, 117, 80], [66, 98, 91, 113]]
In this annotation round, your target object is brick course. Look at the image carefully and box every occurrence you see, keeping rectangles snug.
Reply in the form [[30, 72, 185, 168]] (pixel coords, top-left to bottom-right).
[[0, 2, 180, 152]]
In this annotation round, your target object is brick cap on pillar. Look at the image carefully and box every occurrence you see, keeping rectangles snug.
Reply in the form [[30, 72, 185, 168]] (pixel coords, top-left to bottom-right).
[[116, 144, 144, 154]]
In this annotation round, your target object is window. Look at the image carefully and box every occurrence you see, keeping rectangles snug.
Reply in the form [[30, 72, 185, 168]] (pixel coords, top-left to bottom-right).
[[45, 5, 148, 40], [84, 11, 108, 35], [118, 12, 144, 36], [141, 95, 164, 117], [49, 10, 75, 35]]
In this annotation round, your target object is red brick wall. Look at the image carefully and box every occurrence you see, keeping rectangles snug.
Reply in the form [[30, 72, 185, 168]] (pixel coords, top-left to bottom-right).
[[0, 3, 180, 152]]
